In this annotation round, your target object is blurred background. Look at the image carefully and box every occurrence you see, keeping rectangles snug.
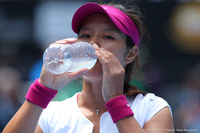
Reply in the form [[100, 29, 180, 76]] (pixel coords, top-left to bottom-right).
[[0, 0, 200, 132]]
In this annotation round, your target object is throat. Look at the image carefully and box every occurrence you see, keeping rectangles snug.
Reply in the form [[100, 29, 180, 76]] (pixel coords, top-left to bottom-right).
[[82, 90, 105, 116]]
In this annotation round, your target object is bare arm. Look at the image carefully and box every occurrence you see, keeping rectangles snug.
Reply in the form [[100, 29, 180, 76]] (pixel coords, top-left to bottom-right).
[[35, 125, 43, 133], [3, 100, 43, 133], [143, 107, 174, 133], [94, 44, 174, 133], [116, 107, 174, 133], [3, 38, 87, 133], [116, 116, 145, 133]]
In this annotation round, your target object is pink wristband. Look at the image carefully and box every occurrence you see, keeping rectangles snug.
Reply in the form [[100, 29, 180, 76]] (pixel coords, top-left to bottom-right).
[[105, 95, 134, 123], [25, 79, 58, 108]]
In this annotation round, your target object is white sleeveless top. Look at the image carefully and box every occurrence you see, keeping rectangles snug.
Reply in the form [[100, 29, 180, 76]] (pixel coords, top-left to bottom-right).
[[38, 93, 171, 133]]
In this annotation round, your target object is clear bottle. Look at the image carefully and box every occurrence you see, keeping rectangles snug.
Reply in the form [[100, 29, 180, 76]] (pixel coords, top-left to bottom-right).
[[43, 42, 97, 74]]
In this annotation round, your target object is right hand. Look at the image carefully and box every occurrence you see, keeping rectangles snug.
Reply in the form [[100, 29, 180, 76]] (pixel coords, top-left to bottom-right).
[[39, 38, 89, 90]]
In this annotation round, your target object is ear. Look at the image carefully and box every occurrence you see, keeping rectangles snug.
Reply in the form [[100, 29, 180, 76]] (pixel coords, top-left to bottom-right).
[[125, 45, 138, 64]]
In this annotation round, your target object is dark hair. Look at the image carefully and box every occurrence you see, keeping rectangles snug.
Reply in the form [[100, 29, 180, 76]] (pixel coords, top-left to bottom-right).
[[105, 3, 148, 98]]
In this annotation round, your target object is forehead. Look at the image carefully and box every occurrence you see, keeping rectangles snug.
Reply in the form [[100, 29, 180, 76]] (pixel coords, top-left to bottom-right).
[[80, 13, 120, 31]]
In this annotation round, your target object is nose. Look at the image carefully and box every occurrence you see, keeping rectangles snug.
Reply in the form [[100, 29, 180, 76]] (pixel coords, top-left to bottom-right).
[[89, 34, 99, 46]]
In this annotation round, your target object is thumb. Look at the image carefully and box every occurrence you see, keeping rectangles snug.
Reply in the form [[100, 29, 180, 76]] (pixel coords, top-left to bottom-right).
[[68, 68, 89, 81]]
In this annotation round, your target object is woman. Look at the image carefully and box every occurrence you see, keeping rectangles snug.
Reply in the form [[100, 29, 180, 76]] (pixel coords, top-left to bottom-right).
[[3, 2, 174, 133]]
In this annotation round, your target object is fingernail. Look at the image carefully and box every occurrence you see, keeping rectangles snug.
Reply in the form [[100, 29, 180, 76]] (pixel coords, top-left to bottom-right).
[[95, 51, 101, 56], [93, 44, 99, 49]]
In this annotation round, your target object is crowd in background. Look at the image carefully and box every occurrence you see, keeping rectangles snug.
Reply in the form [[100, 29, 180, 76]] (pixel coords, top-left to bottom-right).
[[0, 0, 200, 132]]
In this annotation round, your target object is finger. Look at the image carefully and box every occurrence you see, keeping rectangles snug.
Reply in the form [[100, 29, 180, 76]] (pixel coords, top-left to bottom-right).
[[67, 68, 89, 81], [95, 50, 108, 65], [93, 44, 100, 50], [93, 44, 111, 56], [96, 48, 123, 72], [95, 49, 114, 73], [99, 48, 113, 57], [95, 48, 112, 64], [49, 43, 55, 47], [93, 44, 110, 66], [55, 38, 77, 44], [94, 45, 121, 71]]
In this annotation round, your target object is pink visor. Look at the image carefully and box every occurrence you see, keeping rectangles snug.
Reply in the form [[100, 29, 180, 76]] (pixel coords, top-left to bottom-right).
[[72, 3, 140, 47]]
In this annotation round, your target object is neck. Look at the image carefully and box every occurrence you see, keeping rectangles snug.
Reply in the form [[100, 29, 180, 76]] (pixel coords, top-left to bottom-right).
[[83, 79, 102, 95], [79, 79, 106, 115]]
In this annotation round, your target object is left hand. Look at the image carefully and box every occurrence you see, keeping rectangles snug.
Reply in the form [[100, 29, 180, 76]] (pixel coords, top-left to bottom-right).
[[93, 44, 124, 102]]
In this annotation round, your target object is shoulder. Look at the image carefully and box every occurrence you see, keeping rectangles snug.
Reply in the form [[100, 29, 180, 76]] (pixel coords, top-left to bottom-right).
[[127, 93, 172, 127], [134, 93, 168, 106]]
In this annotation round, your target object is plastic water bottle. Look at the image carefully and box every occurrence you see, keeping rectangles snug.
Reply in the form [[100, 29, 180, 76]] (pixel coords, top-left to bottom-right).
[[43, 42, 97, 74]]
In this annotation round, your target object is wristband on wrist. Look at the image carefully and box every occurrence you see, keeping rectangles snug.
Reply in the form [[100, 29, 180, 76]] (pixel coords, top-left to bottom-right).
[[25, 79, 58, 108], [105, 95, 134, 123]]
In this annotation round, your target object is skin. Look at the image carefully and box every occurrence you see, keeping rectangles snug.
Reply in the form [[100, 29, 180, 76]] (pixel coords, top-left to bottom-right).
[[3, 13, 174, 133]]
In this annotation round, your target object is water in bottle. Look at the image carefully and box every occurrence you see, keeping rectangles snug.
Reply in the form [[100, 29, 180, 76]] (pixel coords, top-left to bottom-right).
[[43, 42, 97, 74]]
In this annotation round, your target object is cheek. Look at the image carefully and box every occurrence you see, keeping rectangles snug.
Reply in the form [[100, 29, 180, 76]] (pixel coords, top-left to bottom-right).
[[100, 41, 127, 64], [110, 50, 127, 67]]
